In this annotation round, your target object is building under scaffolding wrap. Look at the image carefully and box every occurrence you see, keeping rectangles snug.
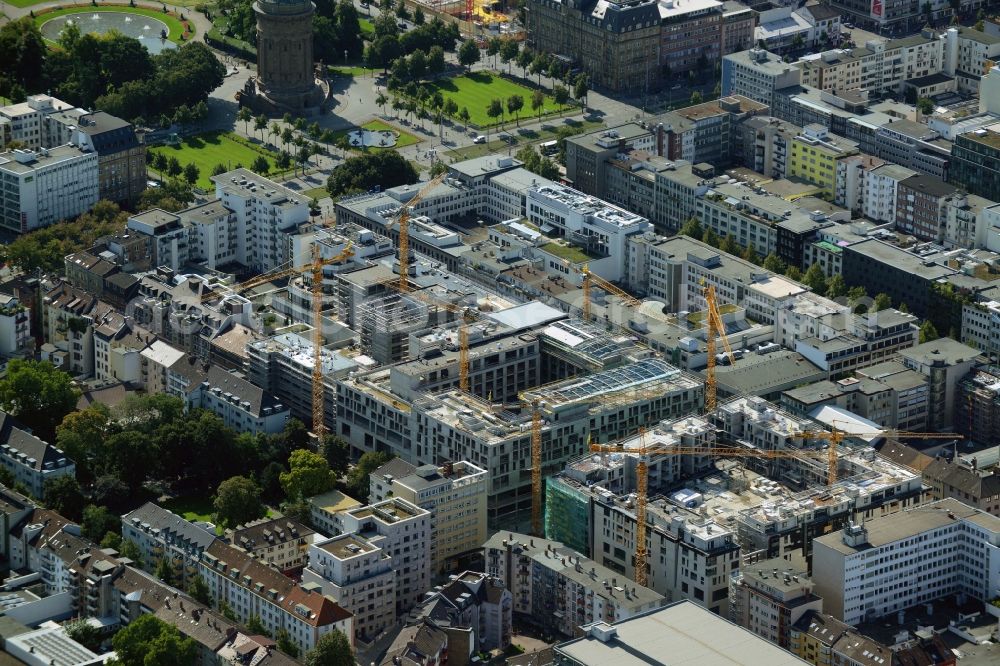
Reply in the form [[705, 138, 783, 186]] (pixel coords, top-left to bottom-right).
[[358, 293, 431, 364]]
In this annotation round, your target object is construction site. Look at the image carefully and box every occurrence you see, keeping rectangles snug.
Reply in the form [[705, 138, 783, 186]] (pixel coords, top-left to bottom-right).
[[403, 0, 524, 39]]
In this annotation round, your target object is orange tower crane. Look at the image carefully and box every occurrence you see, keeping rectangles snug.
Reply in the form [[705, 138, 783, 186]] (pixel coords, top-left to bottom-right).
[[397, 174, 446, 293], [703, 283, 735, 414]]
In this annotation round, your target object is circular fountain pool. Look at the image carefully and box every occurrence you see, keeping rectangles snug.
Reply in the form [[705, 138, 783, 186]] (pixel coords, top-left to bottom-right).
[[41, 11, 177, 55]]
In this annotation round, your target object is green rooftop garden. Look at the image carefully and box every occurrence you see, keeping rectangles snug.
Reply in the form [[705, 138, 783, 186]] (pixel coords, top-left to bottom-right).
[[541, 242, 593, 263]]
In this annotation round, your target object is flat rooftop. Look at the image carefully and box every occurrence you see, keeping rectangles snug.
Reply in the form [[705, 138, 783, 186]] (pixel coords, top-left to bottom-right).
[[320, 534, 379, 559], [815, 498, 1000, 555], [554, 601, 809, 666]]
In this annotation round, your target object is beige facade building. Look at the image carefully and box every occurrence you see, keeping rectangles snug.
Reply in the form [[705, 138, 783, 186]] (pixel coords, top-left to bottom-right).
[[229, 517, 316, 572], [370, 460, 488, 575], [302, 533, 396, 642]]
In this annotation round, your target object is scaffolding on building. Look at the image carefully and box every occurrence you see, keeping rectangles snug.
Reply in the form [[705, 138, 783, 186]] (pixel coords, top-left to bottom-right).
[[358, 293, 430, 364]]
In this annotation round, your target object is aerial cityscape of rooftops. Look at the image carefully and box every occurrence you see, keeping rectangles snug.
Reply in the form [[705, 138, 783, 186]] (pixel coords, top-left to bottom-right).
[[4, 0, 1000, 663]]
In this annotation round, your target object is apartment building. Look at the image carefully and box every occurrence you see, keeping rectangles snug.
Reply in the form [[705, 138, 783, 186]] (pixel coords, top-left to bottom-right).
[[894, 174, 959, 241], [729, 555, 822, 649], [0, 411, 76, 500], [229, 517, 315, 572], [302, 533, 395, 641], [943, 25, 1000, 93], [740, 116, 802, 180], [695, 181, 826, 267], [899, 338, 979, 431], [862, 163, 917, 224], [813, 499, 1000, 626], [415, 571, 513, 653], [722, 48, 803, 108], [308, 489, 361, 538], [0, 147, 99, 234], [199, 539, 354, 654], [369, 460, 487, 575], [0, 294, 32, 358], [183, 365, 291, 435], [211, 169, 310, 274], [781, 361, 929, 430], [525, 183, 652, 282], [788, 125, 859, 195], [133, 272, 256, 360], [950, 123, 1000, 202], [659, 97, 768, 167], [331, 498, 431, 615], [122, 502, 218, 580], [484, 532, 666, 638], [922, 454, 1000, 515], [797, 31, 944, 97]]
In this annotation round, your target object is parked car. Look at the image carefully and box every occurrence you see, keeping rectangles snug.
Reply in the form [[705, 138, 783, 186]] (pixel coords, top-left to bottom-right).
[[473, 135, 487, 144]]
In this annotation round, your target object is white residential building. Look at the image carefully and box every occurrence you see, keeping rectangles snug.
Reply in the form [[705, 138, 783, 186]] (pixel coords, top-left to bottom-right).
[[0, 95, 76, 149], [0, 294, 32, 358], [212, 169, 310, 274], [0, 411, 76, 500], [369, 460, 488, 575], [302, 534, 395, 641], [524, 183, 652, 282], [863, 163, 917, 224], [722, 48, 803, 108], [332, 498, 431, 615], [484, 532, 666, 638], [199, 539, 354, 654], [183, 365, 290, 435], [0, 147, 99, 234], [729, 555, 822, 650], [813, 499, 1000, 626]]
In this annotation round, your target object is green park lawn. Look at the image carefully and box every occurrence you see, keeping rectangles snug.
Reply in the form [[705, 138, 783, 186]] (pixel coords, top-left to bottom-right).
[[34, 5, 191, 43], [426, 72, 562, 127], [360, 17, 374, 38], [150, 131, 281, 190], [160, 495, 214, 523]]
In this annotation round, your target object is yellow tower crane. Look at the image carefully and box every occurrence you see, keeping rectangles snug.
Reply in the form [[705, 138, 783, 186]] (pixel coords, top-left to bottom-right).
[[531, 400, 543, 536], [581, 264, 640, 322], [703, 283, 735, 414], [397, 174, 446, 293], [310, 242, 356, 436], [793, 427, 961, 487], [588, 438, 830, 588], [201, 241, 354, 436]]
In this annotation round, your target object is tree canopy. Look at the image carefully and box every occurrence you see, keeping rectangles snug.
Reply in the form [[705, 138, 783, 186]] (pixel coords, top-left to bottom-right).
[[326, 151, 418, 197], [281, 449, 337, 500], [0, 359, 79, 442], [304, 629, 354, 666], [214, 475, 266, 527], [111, 614, 197, 666], [0, 200, 128, 274]]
